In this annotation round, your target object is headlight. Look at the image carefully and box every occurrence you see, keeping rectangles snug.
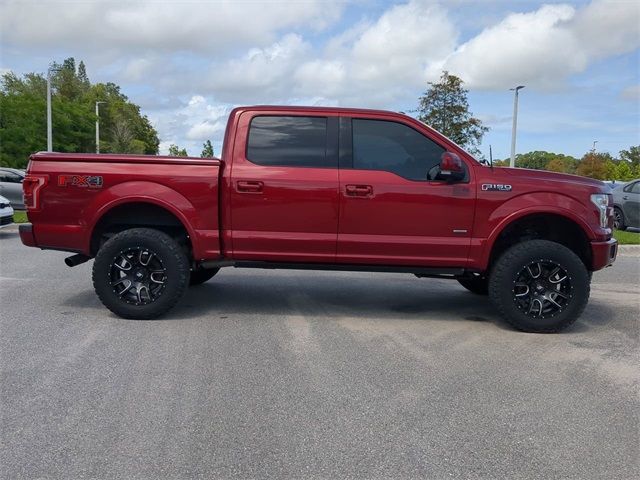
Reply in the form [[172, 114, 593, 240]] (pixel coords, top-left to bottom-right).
[[590, 194, 610, 228]]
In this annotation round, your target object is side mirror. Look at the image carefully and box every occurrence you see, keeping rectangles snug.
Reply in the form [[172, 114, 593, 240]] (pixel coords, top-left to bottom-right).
[[439, 152, 465, 182]]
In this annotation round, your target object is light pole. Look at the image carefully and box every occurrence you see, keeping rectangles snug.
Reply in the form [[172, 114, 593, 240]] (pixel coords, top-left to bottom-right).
[[509, 85, 525, 168], [95, 101, 106, 153], [46, 66, 61, 152], [592, 140, 598, 152]]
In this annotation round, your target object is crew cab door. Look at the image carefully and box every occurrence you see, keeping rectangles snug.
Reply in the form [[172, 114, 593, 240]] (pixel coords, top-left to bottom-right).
[[228, 112, 339, 262], [337, 116, 475, 267]]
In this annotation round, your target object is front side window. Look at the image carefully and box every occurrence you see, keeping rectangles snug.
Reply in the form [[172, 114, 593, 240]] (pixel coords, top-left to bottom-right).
[[352, 119, 446, 181], [247, 116, 329, 168]]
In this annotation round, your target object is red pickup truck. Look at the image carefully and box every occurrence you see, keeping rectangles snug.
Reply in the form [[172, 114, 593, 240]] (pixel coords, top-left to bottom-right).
[[20, 106, 617, 332]]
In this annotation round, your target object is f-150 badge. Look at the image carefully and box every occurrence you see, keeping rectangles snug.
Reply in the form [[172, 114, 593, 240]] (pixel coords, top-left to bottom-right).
[[482, 183, 512, 192], [58, 175, 103, 188]]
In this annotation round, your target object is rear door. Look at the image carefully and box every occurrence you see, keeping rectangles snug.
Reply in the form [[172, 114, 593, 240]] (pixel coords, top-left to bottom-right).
[[622, 181, 640, 228], [229, 112, 340, 262], [337, 116, 475, 267]]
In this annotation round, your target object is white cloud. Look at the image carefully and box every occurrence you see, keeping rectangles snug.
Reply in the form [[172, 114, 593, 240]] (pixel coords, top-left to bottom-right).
[[437, 0, 640, 90], [0, 0, 344, 54], [195, 1, 457, 106]]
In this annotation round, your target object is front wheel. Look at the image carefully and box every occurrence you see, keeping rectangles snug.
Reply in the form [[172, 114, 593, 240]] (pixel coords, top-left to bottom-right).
[[488, 240, 590, 333], [92, 228, 190, 319]]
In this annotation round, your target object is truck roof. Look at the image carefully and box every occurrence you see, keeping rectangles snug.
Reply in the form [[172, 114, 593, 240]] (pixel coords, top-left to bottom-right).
[[233, 105, 401, 116]]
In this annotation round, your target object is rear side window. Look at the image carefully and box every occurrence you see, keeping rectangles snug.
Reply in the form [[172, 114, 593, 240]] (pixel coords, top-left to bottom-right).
[[352, 119, 445, 181], [247, 116, 329, 167]]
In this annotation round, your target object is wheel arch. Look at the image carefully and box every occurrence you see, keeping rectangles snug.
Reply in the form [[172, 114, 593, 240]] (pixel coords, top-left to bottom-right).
[[89, 199, 196, 259], [485, 210, 594, 272]]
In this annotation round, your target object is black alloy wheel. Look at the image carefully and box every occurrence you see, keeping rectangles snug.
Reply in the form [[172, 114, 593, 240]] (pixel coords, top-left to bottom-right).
[[109, 247, 167, 305], [489, 240, 590, 333], [93, 228, 190, 319], [512, 260, 572, 319]]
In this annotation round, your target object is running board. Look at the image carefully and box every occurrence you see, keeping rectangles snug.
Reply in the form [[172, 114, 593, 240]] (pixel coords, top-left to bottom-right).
[[231, 260, 465, 277]]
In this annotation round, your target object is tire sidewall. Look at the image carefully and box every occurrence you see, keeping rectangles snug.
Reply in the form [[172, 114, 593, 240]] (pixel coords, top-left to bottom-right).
[[93, 229, 190, 319], [490, 240, 590, 332]]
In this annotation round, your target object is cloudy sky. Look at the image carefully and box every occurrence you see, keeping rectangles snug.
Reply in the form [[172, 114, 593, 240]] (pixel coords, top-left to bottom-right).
[[1, 0, 638, 159]]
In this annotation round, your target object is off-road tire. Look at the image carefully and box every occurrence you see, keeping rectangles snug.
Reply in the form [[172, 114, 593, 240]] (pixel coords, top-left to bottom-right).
[[189, 268, 220, 286], [457, 275, 489, 295], [92, 228, 190, 319], [488, 240, 590, 333], [613, 207, 627, 230]]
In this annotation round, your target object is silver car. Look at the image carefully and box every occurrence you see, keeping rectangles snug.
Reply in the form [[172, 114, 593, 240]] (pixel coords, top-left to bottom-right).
[[0, 167, 25, 210], [612, 178, 640, 230]]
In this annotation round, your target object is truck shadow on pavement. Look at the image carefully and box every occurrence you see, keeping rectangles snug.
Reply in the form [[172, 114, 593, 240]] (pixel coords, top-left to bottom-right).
[[59, 268, 615, 333]]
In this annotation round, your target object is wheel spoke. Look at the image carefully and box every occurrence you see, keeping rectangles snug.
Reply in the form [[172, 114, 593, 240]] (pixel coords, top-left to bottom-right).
[[545, 292, 563, 309], [150, 271, 165, 284], [112, 278, 133, 296], [526, 263, 542, 279], [137, 285, 151, 304], [528, 298, 543, 316], [514, 283, 529, 297], [114, 256, 132, 271], [139, 250, 154, 266]]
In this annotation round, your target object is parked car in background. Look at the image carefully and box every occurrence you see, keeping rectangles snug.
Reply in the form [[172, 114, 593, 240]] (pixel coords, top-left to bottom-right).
[[0, 168, 25, 210], [0, 194, 15, 229], [613, 178, 640, 230]]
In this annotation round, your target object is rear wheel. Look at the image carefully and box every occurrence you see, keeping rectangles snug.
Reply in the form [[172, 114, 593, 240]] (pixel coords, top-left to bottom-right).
[[457, 275, 489, 295], [92, 228, 190, 319], [489, 240, 590, 333], [189, 268, 220, 286], [613, 207, 626, 230]]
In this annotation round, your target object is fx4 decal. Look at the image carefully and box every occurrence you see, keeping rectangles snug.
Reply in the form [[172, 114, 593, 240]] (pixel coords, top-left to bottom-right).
[[482, 183, 512, 192], [58, 175, 103, 188]]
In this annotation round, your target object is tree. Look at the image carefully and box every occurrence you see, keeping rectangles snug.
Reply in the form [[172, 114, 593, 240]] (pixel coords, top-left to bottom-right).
[[575, 152, 609, 179], [201, 140, 214, 158], [168, 144, 188, 157], [0, 58, 160, 167], [416, 71, 488, 155], [619, 146, 639, 166]]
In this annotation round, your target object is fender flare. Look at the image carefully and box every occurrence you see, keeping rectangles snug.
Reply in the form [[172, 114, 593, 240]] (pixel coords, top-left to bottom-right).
[[478, 193, 595, 270], [83, 181, 201, 256]]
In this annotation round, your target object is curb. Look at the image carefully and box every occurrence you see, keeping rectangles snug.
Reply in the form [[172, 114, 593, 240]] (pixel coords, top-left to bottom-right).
[[617, 245, 640, 255]]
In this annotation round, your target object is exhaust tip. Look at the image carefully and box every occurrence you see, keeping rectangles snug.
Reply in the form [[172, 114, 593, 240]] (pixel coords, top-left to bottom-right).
[[65, 254, 90, 267]]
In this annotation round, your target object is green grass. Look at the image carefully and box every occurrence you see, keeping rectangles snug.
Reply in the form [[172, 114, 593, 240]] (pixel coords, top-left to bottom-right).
[[614, 229, 640, 245], [12, 211, 28, 223]]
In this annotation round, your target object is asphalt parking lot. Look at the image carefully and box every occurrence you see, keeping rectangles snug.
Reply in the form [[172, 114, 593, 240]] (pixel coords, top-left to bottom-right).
[[1, 225, 638, 479]]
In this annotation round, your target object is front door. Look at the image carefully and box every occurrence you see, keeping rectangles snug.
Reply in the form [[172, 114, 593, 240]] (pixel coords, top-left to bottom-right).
[[337, 117, 475, 267], [229, 113, 340, 263]]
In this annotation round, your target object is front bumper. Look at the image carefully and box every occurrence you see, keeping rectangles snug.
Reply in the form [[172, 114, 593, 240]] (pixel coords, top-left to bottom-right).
[[19, 222, 36, 247], [0, 214, 14, 229], [591, 238, 617, 271]]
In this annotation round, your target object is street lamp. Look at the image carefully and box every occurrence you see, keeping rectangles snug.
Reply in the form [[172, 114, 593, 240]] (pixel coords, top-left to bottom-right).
[[95, 101, 106, 153], [592, 140, 598, 152], [46, 66, 61, 152], [509, 85, 525, 168]]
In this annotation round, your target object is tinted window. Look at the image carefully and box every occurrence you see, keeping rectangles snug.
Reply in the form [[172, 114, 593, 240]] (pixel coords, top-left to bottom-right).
[[352, 119, 445, 181], [631, 182, 640, 194], [247, 116, 329, 167]]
